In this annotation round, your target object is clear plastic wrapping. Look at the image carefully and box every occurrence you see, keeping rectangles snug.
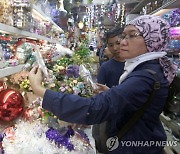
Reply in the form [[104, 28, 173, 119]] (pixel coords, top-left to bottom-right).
[[79, 64, 97, 89]]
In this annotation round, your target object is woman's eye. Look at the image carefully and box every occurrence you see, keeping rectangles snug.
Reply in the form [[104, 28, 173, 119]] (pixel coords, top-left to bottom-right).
[[129, 34, 135, 38]]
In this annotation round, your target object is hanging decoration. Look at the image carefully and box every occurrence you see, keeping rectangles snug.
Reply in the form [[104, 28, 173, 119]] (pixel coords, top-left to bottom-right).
[[163, 9, 180, 27], [120, 3, 125, 28], [51, 0, 68, 31], [115, 3, 121, 24], [0, 0, 13, 26], [169, 9, 180, 27], [78, 21, 84, 29], [13, 0, 31, 29], [163, 9, 180, 51]]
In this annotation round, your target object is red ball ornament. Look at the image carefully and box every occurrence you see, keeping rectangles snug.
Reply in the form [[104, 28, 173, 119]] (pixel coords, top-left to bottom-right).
[[0, 89, 24, 122]]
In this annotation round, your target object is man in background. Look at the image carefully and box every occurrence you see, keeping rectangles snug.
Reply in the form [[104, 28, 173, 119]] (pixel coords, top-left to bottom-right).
[[97, 27, 125, 88], [93, 27, 125, 153]]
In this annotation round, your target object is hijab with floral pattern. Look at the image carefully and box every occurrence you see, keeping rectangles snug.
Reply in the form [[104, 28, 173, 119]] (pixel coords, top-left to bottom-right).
[[128, 15, 177, 84]]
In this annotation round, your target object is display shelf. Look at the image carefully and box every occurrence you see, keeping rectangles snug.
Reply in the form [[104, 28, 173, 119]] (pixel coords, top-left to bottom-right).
[[150, 0, 179, 16], [129, 0, 156, 14], [0, 64, 25, 78], [32, 4, 64, 33], [52, 54, 63, 61], [163, 125, 180, 154], [129, 0, 179, 15], [160, 113, 180, 138], [0, 23, 60, 44]]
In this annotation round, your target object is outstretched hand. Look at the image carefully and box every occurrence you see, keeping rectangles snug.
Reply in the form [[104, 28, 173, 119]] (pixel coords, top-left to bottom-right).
[[29, 66, 43, 87], [28, 66, 46, 97]]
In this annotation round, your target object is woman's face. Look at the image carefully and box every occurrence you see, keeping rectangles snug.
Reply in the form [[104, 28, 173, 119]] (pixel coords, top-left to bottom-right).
[[119, 25, 148, 60]]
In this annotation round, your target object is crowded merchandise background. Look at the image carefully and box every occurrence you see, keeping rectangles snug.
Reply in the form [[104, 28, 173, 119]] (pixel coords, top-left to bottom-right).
[[0, 0, 179, 153]]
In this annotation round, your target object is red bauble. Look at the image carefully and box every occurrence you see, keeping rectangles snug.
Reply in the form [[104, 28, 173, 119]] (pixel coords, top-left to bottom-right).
[[0, 89, 24, 122]]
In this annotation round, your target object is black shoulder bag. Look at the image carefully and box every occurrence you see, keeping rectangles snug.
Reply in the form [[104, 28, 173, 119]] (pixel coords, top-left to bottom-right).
[[93, 69, 160, 154]]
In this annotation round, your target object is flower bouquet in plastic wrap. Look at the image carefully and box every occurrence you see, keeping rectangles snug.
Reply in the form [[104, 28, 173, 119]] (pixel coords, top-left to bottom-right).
[[79, 64, 97, 90]]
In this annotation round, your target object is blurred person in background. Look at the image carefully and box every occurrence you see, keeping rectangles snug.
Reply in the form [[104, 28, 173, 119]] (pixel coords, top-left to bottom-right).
[[92, 27, 125, 153], [97, 27, 125, 88]]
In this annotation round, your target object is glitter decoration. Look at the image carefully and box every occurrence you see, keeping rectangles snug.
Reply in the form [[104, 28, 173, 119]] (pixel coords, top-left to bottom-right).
[[169, 9, 180, 27], [45, 127, 74, 151], [2, 121, 93, 154]]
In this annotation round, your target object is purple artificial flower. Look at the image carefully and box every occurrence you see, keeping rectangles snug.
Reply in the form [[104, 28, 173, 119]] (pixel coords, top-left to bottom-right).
[[45, 127, 74, 151], [66, 65, 80, 78]]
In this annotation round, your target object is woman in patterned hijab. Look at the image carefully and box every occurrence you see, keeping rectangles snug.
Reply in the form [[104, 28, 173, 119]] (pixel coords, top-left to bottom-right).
[[119, 15, 177, 84]]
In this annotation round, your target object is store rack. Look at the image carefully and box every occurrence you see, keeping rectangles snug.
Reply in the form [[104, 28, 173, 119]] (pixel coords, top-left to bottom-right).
[[160, 113, 180, 138], [52, 54, 63, 61], [163, 121, 180, 154], [130, 0, 156, 14], [0, 2, 97, 153], [150, 0, 180, 16], [0, 64, 25, 78], [0, 23, 60, 44], [0, 3, 66, 78], [31, 4, 64, 33], [130, 0, 179, 15]]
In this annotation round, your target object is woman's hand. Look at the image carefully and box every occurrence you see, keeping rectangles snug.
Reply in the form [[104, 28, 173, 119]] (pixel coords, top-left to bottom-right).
[[94, 83, 110, 94], [28, 66, 46, 97], [29, 66, 43, 86]]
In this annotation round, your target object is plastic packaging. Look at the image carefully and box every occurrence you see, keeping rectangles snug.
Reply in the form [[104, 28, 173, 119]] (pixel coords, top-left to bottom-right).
[[79, 64, 97, 89]]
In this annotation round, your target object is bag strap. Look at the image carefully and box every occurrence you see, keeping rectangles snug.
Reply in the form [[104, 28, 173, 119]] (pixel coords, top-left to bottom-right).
[[117, 69, 160, 140]]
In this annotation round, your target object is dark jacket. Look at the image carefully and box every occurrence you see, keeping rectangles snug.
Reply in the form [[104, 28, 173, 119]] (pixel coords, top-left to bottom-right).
[[97, 58, 125, 88], [42, 60, 168, 154]]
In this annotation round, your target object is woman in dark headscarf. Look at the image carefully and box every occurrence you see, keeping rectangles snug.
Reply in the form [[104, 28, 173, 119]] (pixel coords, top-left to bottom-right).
[[29, 15, 177, 154]]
